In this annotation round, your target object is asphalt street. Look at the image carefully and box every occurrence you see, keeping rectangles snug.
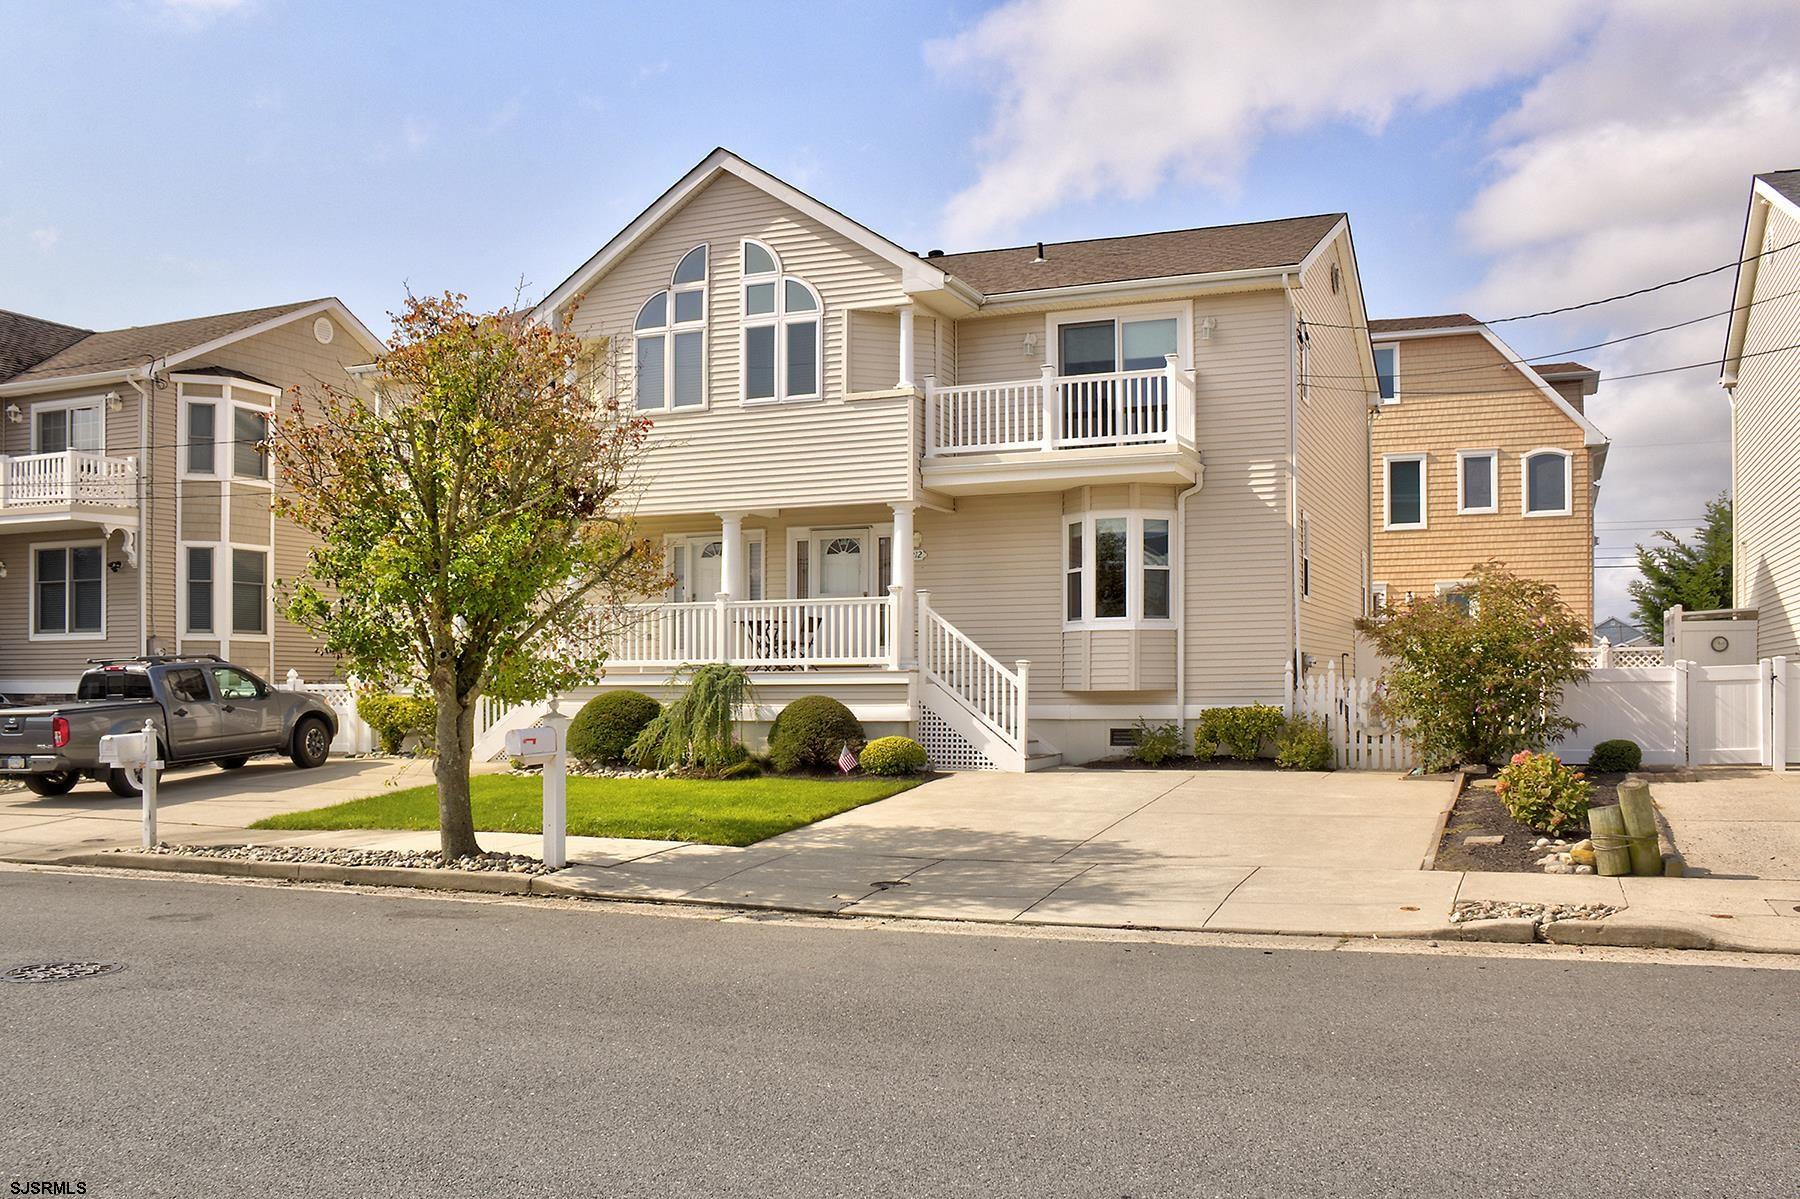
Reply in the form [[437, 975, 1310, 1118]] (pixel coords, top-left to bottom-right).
[[2, 867, 1795, 1197]]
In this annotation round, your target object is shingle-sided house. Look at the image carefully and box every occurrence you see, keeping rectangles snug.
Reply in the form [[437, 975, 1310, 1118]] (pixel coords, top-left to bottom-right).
[[525, 148, 1379, 769], [0, 299, 383, 698], [1723, 169, 1800, 657], [1365, 314, 1608, 620]]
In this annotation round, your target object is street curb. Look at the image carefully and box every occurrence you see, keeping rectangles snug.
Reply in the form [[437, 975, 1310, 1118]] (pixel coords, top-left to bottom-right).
[[1419, 771, 1466, 871], [48, 851, 538, 895]]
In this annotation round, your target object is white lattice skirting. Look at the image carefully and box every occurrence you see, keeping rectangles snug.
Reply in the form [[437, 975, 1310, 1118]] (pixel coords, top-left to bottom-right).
[[919, 707, 998, 771]]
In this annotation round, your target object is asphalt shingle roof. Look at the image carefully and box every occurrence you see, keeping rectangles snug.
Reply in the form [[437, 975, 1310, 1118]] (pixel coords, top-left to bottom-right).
[[0, 309, 92, 383], [5, 300, 323, 385], [1366, 313, 1482, 334], [1757, 169, 1800, 208], [932, 214, 1345, 295]]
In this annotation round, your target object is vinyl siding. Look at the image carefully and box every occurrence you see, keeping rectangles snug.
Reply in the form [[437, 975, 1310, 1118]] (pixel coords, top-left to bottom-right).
[[1733, 200, 1800, 655], [564, 173, 915, 514], [0, 530, 139, 689], [1369, 332, 1594, 618]]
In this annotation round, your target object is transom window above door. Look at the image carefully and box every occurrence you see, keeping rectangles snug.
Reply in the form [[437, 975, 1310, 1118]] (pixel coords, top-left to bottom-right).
[[634, 244, 709, 412], [33, 401, 103, 454], [741, 238, 821, 403]]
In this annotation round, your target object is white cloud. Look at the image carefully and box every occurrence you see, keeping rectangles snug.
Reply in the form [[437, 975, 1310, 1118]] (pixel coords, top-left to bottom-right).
[[29, 226, 60, 254], [928, 0, 1595, 245]]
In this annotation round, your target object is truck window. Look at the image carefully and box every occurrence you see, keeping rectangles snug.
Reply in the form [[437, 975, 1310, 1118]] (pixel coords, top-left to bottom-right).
[[78, 672, 154, 700], [210, 667, 266, 701], [165, 669, 211, 705]]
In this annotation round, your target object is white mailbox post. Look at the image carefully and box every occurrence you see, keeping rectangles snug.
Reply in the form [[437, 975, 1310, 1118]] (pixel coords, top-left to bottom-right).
[[505, 712, 568, 870], [99, 718, 162, 848]]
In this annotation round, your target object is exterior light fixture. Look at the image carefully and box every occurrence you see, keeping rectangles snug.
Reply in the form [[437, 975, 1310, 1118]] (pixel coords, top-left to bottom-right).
[[4, 404, 20, 423]]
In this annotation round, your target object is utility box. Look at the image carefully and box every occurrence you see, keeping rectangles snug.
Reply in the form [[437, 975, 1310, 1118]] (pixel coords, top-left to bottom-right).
[[1665, 606, 1760, 667], [505, 725, 561, 762]]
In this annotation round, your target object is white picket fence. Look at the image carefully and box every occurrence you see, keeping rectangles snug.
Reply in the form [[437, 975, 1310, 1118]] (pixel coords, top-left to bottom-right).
[[1292, 656, 1800, 772], [280, 671, 521, 757]]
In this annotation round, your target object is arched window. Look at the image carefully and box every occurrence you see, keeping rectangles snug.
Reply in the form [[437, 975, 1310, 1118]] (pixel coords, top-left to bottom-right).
[[634, 244, 708, 411], [740, 238, 820, 402], [1522, 448, 1571, 516]]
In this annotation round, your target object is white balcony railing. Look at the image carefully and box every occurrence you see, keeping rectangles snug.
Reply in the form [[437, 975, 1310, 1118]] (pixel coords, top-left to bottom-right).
[[604, 594, 897, 669], [925, 358, 1195, 457], [0, 450, 138, 511]]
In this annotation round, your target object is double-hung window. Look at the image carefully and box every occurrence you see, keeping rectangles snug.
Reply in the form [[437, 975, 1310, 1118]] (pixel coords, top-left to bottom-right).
[[181, 379, 274, 480], [185, 546, 215, 634], [233, 407, 270, 479], [1457, 450, 1497, 515], [1373, 344, 1398, 403], [634, 245, 708, 411], [1384, 454, 1426, 530], [232, 548, 267, 635], [1063, 512, 1176, 627], [33, 544, 104, 637], [32, 401, 104, 454], [1523, 449, 1571, 516], [741, 239, 820, 402]]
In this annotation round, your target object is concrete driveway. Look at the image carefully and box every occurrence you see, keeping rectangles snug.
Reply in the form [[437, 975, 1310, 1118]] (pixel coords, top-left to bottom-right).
[[1650, 769, 1800, 880]]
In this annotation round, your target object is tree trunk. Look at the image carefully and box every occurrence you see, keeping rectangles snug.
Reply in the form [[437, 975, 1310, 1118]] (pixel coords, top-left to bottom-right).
[[433, 685, 483, 860]]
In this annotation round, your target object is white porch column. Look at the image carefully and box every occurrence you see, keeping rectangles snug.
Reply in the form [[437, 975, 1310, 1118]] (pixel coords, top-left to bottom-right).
[[897, 304, 916, 390], [720, 511, 746, 599], [891, 502, 915, 668]]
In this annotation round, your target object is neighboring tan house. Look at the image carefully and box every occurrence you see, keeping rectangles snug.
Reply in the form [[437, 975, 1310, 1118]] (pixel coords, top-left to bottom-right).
[[0, 299, 383, 698], [1365, 314, 1608, 620], [517, 147, 1378, 769], [1722, 169, 1800, 657]]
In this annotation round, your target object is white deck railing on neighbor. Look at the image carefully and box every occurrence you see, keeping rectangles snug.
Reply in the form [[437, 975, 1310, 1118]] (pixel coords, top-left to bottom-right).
[[603, 594, 898, 669], [0, 450, 137, 510], [924, 358, 1195, 457], [916, 590, 1027, 753]]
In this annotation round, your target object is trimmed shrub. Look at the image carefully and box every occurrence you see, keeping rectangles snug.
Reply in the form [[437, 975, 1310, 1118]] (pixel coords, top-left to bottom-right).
[[1275, 717, 1336, 771], [1495, 750, 1591, 834], [769, 695, 865, 773], [1194, 704, 1284, 761], [860, 736, 927, 776], [1588, 739, 1642, 773], [568, 691, 661, 766], [1129, 720, 1185, 765], [355, 693, 436, 755]]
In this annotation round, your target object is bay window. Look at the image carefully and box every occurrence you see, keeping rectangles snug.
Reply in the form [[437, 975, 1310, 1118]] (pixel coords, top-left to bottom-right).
[[634, 244, 709, 411], [1062, 511, 1177, 627], [186, 545, 214, 634], [232, 548, 267, 635], [741, 239, 820, 402]]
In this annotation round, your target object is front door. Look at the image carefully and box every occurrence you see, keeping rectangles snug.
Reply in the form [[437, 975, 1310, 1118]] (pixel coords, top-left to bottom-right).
[[813, 532, 868, 598], [671, 539, 724, 603]]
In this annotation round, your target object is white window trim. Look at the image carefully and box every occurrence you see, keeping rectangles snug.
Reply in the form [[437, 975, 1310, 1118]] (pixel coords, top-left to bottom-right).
[[28, 395, 107, 455], [176, 377, 279, 485], [740, 239, 823, 405], [1043, 301, 1194, 374], [632, 244, 710, 414], [664, 530, 766, 602], [28, 539, 106, 642], [1300, 512, 1311, 599], [180, 541, 217, 637], [1521, 447, 1573, 517], [786, 524, 893, 598], [1455, 448, 1499, 515], [1373, 342, 1399, 404], [1435, 578, 1477, 616], [1061, 510, 1178, 630], [1382, 453, 1428, 531], [1370, 582, 1389, 614], [228, 543, 273, 640]]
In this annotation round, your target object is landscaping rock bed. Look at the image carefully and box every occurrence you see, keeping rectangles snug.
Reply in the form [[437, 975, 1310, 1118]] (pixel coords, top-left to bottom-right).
[[1452, 899, 1620, 926], [1433, 772, 1632, 872], [130, 843, 558, 874]]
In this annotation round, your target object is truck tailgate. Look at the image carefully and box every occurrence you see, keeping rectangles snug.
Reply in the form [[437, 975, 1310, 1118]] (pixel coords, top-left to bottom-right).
[[0, 709, 60, 762]]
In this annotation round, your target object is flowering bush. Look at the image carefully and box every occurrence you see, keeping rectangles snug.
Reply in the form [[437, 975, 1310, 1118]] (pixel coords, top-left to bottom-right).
[[1494, 750, 1591, 834], [1355, 562, 1589, 770]]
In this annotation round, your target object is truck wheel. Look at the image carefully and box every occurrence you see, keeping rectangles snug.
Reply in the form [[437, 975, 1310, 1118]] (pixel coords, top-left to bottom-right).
[[106, 768, 143, 798], [214, 756, 251, 771], [24, 770, 79, 797], [290, 717, 331, 769]]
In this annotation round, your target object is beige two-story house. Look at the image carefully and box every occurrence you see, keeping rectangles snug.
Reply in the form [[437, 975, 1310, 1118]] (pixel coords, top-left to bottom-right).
[[522, 148, 1378, 769], [1723, 169, 1800, 656], [0, 299, 383, 698], [1366, 314, 1608, 619]]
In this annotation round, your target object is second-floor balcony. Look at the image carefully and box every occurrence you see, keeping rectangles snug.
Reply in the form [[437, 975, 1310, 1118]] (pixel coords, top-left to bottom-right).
[[922, 358, 1199, 495], [0, 450, 139, 531]]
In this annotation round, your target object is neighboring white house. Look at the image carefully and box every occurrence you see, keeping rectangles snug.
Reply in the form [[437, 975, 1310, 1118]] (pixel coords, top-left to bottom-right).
[[1722, 169, 1800, 658], [519, 148, 1379, 770]]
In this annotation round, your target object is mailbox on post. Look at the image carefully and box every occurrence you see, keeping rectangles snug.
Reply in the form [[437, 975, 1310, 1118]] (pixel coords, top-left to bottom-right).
[[505, 720, 568, 869], [98, 719, 162, 848]]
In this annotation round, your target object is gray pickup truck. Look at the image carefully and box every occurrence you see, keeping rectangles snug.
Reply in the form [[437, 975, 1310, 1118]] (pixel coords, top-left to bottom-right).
[[0, 656, 338, 798]]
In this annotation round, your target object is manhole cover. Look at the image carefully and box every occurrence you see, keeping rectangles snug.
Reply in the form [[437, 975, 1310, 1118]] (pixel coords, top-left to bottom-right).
[[3, 961, 126, 985]]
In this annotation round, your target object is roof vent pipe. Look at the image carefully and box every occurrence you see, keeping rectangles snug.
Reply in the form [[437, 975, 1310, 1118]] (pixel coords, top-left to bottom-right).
[[1032, 242, 1046, 263], [926, 249, 944, 258]]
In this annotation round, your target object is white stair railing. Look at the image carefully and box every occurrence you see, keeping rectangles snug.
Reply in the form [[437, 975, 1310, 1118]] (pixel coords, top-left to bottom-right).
[[915, 589, 1028, 755]]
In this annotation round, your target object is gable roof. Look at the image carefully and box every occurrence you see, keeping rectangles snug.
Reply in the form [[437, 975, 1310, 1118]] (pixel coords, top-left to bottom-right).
[[537, 147, 955, 323], [1531, 360, 1596, 378], [0, 297, 386, 392], [0, 309, 92, 383], [1756, 169, 1800, 210], [1367, 313, 1479, 334], [930, 214, 1345, 295], [1722, 169, 1800, 386]]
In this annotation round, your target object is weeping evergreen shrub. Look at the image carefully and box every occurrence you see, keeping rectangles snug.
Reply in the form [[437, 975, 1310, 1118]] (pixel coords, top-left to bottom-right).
[[627, 664, 754, 776]]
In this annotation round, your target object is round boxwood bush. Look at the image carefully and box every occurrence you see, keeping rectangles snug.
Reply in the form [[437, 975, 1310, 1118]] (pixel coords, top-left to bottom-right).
[[769, 695, 865, 773], [1587, 739, 1642, 773], [568, 691, 662, 766], [859, 736, 926, 776]]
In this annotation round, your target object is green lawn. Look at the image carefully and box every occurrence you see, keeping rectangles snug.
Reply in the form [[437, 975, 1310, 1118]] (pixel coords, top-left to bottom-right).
[[250, 774, 920, 847]]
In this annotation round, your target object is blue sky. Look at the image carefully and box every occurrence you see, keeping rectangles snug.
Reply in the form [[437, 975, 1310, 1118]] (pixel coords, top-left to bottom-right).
[[5, 0, 1798, 620]]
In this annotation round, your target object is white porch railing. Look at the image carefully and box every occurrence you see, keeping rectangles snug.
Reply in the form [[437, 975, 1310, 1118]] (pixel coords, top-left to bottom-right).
[[603, 594, 898, 669], [925, 357, 1194, 457], [916, 590, 1027, 754], [0, 450, 138, 510]]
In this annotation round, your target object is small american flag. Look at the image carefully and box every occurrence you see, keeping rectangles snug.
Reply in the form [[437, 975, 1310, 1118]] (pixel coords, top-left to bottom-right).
[[837, 742, 858, 773]]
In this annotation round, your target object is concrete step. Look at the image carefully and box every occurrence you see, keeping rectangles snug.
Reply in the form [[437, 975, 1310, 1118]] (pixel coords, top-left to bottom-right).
[[1023, 752, 1063, 772]]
